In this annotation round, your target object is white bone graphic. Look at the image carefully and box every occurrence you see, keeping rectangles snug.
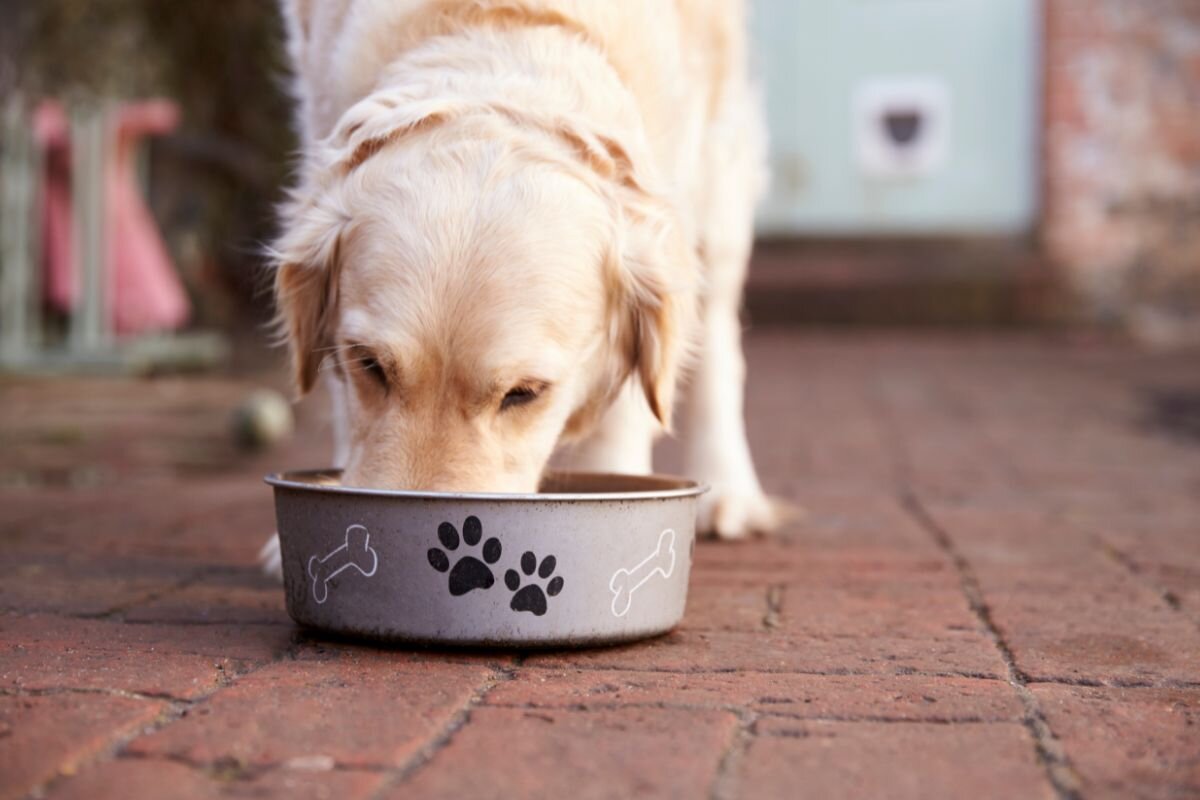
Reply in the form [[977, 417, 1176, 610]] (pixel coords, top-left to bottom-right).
[[308, 524, 378, 604], [609, 529, 676, 617]]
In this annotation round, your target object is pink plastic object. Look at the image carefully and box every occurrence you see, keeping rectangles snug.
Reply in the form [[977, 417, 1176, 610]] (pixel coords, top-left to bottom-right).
[[34, 99, 190, 336]]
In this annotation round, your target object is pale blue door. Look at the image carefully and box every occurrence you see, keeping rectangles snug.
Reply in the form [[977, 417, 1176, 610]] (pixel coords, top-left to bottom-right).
[[750, 0, 1040, 235]]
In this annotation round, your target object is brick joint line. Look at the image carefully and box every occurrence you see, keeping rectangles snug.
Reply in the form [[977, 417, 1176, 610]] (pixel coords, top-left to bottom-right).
[[708, 709, 757, 800], [21, 627, 318, 796], [1089, 531, 1193, 628], [900, 491, 1084, 800], [75, 565, 221, 622], [23, 693, 193, 797], [869, 373, 1084, 800], [482, 699, 1017, 725], [117, 748, 394, 777], [1024, 675, 1200, 690], [366, 663, 518, 798], [511, 661, 1007, 681], [762, 583, 784, 629], [0, 685, 196, 705]]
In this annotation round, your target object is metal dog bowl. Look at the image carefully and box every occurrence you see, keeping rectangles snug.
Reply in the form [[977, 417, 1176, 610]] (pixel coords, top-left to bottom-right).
[[267, 470, 707, 647]]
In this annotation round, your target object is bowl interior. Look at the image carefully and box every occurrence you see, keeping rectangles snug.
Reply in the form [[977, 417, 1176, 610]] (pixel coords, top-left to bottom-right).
[[266, 470, 706, 501]]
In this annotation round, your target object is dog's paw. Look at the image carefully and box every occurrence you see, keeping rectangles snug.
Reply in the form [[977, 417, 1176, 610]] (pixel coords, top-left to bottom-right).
[[259, 533, 283, 581], [698, 489, 801, 540]]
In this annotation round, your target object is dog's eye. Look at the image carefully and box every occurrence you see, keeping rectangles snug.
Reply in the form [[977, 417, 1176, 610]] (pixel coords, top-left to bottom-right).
[[360, 356, 387, 387], [500, 385, 540, 411], [346, 346, 388, 389]]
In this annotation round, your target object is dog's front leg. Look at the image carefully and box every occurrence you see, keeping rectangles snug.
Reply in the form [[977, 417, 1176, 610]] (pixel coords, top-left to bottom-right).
[[260, 372, 351, 579], [683, 255, 790, 539], [558, 381, 658, 476]]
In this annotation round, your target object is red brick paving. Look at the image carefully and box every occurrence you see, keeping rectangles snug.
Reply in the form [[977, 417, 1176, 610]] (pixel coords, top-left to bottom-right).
[[1, 615, 293, 699], [1031, 685, 1200, 799], [394, 706, 739, 799], [484, 669, 1024, 721], [0, 693, 166, 800], [738, 719, 1054, 800], [44, 757, 386, 800], [125, 657, 494, 769], [2, 333, 1199, 798]]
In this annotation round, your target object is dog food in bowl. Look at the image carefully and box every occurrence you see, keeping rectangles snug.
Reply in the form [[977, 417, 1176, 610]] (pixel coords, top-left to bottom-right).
[[267, 470, 706, 647]]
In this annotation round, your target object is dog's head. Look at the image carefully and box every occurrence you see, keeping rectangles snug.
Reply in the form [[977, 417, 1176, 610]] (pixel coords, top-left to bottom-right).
[[273, 92, 694, 492]]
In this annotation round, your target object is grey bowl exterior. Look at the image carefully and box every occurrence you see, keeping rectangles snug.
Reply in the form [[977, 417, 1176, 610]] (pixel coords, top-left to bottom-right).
[[267, 471, 705, 647]]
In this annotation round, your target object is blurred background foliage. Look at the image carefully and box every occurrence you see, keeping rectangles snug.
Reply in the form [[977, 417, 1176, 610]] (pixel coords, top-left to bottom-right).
[[1, 0, 296, 332], [2, 0, 1198, 345]]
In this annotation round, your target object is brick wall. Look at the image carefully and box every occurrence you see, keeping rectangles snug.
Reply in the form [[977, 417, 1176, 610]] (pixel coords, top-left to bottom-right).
[[1043, 0, 1200, 338]]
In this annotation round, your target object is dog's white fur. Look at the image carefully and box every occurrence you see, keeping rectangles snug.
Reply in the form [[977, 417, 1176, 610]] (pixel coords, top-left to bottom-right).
[[261, 0, 783, 576]]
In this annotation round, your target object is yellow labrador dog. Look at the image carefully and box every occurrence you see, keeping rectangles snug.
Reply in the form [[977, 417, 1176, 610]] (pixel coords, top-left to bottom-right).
[[262, 0, 783, 575]]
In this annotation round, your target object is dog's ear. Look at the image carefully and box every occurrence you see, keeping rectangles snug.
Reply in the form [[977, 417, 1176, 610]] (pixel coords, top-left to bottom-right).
[[272, 90, 454, 395], [329, 92, 455, 173], [570, 125, 695, 431], [613, 185, 694, 430], [275, 259, 337, 395], [272, 197, 346, 395]]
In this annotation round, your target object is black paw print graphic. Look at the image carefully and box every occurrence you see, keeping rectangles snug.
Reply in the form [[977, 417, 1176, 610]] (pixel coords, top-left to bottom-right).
[[427, 516, 502, 596], [505, 551, 564, 616]]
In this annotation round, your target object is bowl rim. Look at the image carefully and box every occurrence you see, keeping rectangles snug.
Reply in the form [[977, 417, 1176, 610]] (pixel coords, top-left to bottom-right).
[[265, 469, 709, 502]]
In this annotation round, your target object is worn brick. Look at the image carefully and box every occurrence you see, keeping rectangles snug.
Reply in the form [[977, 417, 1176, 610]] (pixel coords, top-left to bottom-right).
[[690, 539, 812, 577], [1074, 510, 1200, 627], [393, 706, 738, 799], [0, 486, 192, 557], [0, 552, 187, 617], [0, 614, 292, 699], [122, 571, 289, 626], [287, 632, 516, 671], [690, 494, 943, 579], [990, 592, 1200, 685], [1032, 684, 1200, 799], [488, 668, 1023, 721], [978, 566, 1200, 685], [2, 479, 278, 564], [525, 627, 1006, 678], [773, 547, 955, 583], [45, 756, 384, 800], [925, 506, 1200, 684], [737, 720, 1054, 799], [778, 578, 981, 640], [161, 485, 283, 562], [0, 692, 165, 800], [787, 492, 940, 552], [681, 578, 770, 632], [871, 378, 1019, 503], [125, 655, 493, 768]]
